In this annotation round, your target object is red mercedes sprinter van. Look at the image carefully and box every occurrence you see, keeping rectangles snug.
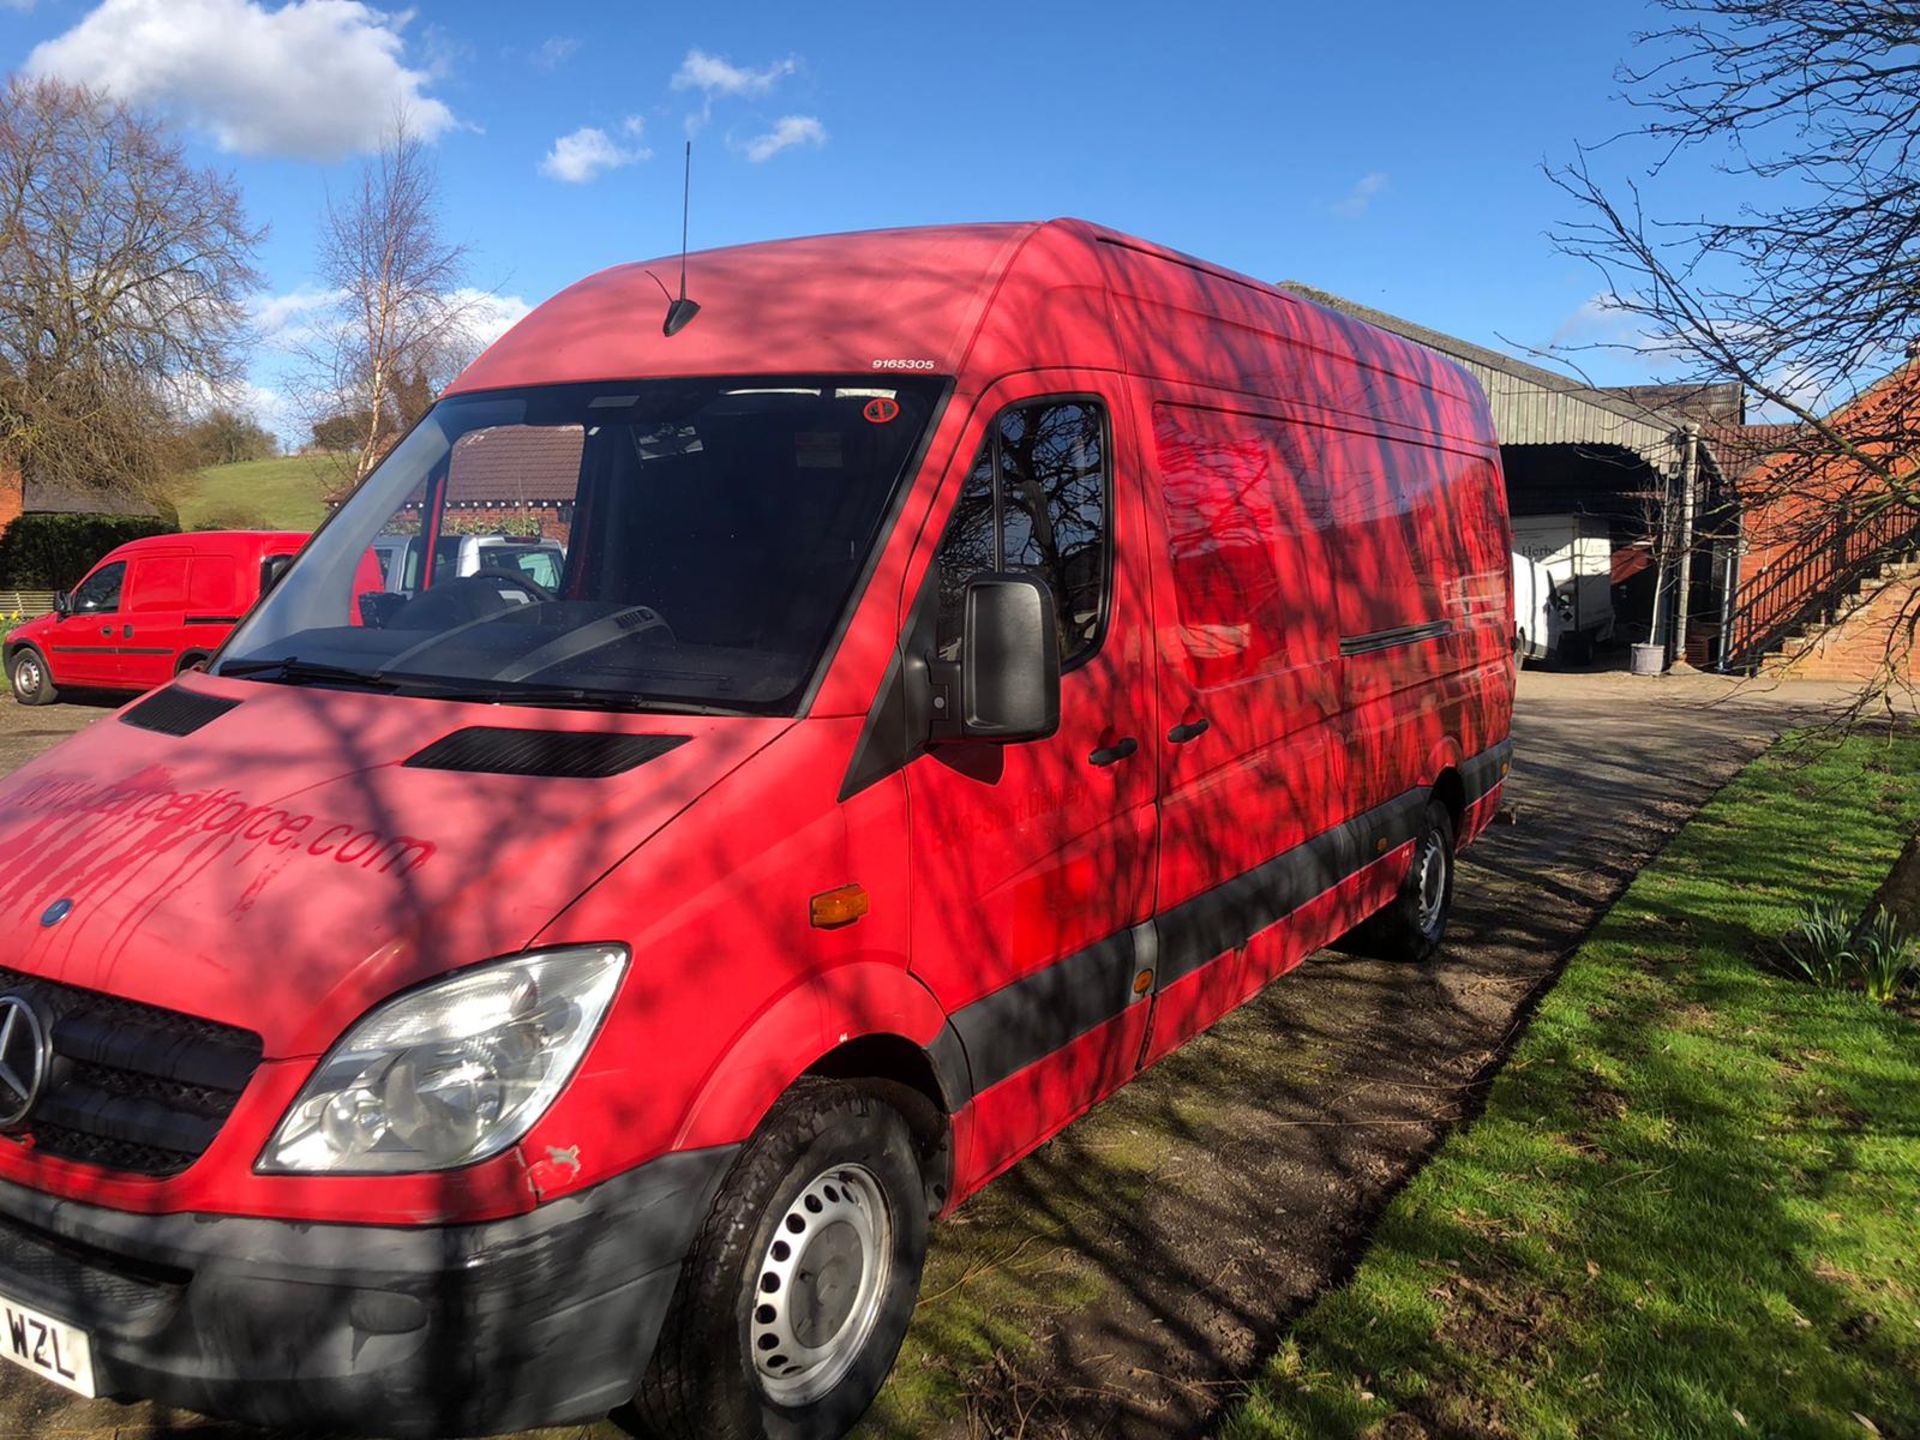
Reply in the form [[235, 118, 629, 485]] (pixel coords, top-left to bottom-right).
[[7, 530, 307, 704], [0, 222, 1511, 1438]]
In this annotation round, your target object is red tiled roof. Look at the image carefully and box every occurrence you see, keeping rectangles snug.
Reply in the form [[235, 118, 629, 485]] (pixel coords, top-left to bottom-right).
[[1705, 422, 1805, 479]]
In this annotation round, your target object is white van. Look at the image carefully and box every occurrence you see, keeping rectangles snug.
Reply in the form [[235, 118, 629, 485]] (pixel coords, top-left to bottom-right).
[[1512, 552, 1565, 664], [371, 533, 567, 594], [1512, 514, 1614, 664]]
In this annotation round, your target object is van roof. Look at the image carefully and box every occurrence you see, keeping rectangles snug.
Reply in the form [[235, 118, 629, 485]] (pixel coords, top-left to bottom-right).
[[447, 219, 1486, 423], [105, 530, 308, 558], [449, 221, 1044, 394]]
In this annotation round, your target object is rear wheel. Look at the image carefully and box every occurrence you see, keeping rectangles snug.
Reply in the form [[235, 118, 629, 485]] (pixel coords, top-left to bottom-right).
[[1349, 799, 1455, 963], [8, 647, 57, 706], [175, 651, 209, 676], [1557, 629, 1596, 667], [629, 1081, 930, 1440]]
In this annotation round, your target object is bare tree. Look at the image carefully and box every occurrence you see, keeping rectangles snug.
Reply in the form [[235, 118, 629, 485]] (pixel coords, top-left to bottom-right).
[[1553, 0, 1920, 687], [314, 114, 474, 481], [0, 76, 263, 507]]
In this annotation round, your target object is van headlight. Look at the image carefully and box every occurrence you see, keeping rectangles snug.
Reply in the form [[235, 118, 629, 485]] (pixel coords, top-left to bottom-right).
[[259, 945, 627, 1174]]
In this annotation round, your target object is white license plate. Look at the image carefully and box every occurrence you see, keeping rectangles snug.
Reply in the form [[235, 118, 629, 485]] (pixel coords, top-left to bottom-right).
[[0, 1293, 94, 1398]]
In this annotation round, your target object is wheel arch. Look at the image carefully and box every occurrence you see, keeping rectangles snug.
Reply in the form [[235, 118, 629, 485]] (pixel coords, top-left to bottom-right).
[[1430, 766, 1466, 835], [670, 961, 966, 1164]]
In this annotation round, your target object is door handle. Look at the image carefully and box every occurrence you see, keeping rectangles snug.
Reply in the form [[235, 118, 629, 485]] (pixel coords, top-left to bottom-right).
[[121, 625, 134, 639], [99, 626, 112, 637], [1088, 737, 1138, 767], [1167, 717, 1212, 744]]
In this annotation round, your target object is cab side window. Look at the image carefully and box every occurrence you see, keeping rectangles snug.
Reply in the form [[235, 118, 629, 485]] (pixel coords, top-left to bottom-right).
[[71, 561, 126, 613], [933, 400, 1109, 666]]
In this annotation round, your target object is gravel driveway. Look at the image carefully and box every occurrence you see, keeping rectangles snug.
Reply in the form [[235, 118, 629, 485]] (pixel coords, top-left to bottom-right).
[[0, 670, 1876, 1440]]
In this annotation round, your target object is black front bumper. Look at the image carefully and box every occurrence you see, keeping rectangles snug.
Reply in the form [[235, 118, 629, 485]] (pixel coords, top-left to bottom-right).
[[0, 1145, 739, 1436]]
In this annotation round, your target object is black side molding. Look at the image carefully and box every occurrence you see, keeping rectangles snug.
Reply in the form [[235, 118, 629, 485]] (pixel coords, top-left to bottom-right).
[[1338, 619, 1453, 656]]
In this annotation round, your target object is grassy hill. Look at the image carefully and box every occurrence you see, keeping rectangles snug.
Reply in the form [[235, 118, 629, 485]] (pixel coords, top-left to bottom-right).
[[174, 453, 349, 532]]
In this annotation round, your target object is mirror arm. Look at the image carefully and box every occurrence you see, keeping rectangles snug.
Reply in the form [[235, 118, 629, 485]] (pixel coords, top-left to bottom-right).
[[924, 656, 962, 742]]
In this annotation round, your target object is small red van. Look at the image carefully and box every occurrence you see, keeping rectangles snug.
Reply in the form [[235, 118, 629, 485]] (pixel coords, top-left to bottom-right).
[[0, 222, 1511, 1438], [6, 530, 307, 705]]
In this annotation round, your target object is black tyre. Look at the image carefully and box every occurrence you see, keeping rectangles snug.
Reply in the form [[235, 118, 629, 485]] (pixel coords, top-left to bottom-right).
[[630, 1080, 930, 1440], [8, 647, 57, 706], [1349, 799, 1456, 963], [1557, 629, 1596, 667]]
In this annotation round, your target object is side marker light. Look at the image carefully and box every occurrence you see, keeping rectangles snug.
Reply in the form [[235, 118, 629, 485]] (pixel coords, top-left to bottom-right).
[[810, 885, 870, 930]]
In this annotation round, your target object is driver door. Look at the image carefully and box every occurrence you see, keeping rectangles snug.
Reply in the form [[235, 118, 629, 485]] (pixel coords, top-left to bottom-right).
[[904, 376, 1160, 1181], [50, 560, 130, 687]]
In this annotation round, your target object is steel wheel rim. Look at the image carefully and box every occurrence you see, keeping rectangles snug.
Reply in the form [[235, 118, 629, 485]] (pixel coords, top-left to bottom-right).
[[749, 1162, 893, 1407], [1414, 833, 1448, 934], [13, 656, 40, 699]]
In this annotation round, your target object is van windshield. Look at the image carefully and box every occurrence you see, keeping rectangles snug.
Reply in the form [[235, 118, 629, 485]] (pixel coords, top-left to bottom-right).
[[220, 377, 945, 714]]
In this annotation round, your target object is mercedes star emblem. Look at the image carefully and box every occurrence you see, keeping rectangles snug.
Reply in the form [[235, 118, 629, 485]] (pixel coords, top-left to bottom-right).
[[0, 996, 50, 1130]]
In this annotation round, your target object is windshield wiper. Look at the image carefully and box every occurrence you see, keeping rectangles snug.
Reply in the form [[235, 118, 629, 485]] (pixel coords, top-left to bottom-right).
[[451, 680, 749, 716], [220, 657, 403, 690], [219, 659, 747, 715]]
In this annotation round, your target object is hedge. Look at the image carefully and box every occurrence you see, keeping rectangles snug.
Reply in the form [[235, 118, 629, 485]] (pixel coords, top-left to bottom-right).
[[0, 513, 178, 589]]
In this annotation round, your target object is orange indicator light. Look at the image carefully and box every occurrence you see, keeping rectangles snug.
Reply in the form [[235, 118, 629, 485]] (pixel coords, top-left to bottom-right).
[[810, 884, 870, 930]]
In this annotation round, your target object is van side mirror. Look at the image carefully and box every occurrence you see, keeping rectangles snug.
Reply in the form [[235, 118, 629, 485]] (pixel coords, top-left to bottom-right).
[[51, 590, 70, 618], [931, 573, 1061, 743]]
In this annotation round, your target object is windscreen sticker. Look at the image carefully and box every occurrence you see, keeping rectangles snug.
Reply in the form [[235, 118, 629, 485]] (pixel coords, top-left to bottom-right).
[[862, 396, 901, 425]]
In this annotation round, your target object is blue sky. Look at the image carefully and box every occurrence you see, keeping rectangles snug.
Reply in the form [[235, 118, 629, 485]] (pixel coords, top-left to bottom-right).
[[3, 0, 1728, 439]]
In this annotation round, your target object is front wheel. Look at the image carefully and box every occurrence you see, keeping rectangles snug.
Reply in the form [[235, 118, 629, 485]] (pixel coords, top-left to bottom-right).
[[1348, 799, 1456, 963], [629, 1081, 930, 1440], [8, 647, 57, 706]]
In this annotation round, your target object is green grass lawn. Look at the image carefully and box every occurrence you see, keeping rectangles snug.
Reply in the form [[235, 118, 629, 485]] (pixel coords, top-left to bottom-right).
[[1223, 733, 1920, 1440], [173, 453, 349, 531]]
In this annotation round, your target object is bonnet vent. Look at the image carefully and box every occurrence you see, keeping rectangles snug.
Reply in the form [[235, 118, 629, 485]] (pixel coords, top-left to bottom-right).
[[120, 686, 242, 737], [403, 727, 690, 779]]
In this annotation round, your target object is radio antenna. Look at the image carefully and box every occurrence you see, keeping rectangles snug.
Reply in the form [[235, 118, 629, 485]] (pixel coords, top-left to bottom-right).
[[663, 141, 700, 337]]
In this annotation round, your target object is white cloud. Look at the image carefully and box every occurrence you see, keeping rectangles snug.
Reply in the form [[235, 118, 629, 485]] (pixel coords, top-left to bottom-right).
[[26, 0, 455, 161], [449, 289, 531, 349], [1332, 172, 1388, 219], [250, 283, 526, 363], [251, 286, 348, 349], [540, 117, 649, 183], [235, 380, 296, 438], [671, 48, 796, 98], [742, 114, 825, 163], [1, 1, 37, 11], [1547, 290, 1707, 365], [534, 35, 578, 69]]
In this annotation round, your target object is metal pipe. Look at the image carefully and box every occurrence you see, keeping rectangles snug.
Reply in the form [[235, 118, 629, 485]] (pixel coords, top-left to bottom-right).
[[1717, 508, 1743, 673], [1671, 424, 1700, 666], [1648, 466, 1672, 648]]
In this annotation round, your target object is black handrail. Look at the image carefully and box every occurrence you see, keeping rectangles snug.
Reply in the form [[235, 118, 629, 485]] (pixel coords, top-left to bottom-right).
[[1723, 504, 1920, 669]]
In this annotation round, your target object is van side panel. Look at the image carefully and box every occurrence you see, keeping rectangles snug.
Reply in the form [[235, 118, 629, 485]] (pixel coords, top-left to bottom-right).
[[1130, 389, 1350, 1060], [1088, 233, 1512, 1064], [1326, 424, 1510, 818]]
